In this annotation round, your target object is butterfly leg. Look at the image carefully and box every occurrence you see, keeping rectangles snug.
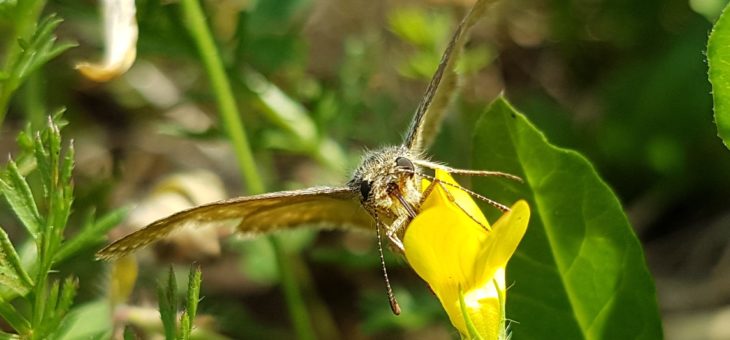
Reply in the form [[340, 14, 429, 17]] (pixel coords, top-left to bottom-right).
[[385, 216, 409, 253], [419, 178, 455, 206]]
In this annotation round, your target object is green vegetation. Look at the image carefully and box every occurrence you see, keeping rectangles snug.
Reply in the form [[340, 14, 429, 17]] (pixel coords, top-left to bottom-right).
[[157, 266, 202, 340], [0, 115, 124, 339], [709, 2, 730, 149], [1, 0, 728, 338], [474, 97, 662, 339]]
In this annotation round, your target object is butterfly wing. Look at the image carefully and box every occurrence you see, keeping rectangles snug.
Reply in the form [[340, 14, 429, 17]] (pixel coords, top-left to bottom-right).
[[97, 186, 370, 260], [403, 0, 492, 153]]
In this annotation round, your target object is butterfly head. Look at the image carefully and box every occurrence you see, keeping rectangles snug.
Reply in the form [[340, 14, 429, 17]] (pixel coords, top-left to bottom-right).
[[350, 146, 422, 216]]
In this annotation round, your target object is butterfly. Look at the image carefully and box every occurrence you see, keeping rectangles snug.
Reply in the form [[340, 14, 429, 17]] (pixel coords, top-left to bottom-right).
[[97, 0, 518, 315]]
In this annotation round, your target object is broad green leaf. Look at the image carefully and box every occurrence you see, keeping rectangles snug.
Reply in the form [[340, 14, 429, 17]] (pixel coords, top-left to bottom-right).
[[0, 227, 32, 296], [51, 300, 112, 340], [472, 97, 662, 339], [708, 3, 730, 150]]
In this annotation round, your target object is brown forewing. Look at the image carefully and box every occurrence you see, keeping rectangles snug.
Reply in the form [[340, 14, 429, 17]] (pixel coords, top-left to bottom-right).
[[403, 0, 493, 153], [96, 187, 371, 260]]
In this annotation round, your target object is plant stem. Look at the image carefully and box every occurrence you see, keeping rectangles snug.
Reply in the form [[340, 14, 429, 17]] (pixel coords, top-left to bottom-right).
[[271, 238, 316, 340], [179, 0, 263, 194], [22, 73, 46, 129], [178, 1, 316, 339]]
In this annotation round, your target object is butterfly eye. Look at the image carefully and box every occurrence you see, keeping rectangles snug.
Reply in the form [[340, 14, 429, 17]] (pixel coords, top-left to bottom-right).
[[360, 180, 373, 200], [395, 157, 414, 173]]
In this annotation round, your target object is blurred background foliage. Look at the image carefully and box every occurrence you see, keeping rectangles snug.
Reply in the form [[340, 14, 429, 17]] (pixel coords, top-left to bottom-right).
[[1, 0, 729, 338]]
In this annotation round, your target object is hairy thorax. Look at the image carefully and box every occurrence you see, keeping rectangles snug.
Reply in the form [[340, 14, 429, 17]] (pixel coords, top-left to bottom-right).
[[349, 146, 423, 240]]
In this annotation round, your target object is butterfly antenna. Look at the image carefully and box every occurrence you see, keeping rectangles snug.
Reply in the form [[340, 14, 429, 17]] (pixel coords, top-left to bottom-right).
[[412, 159, 523, 183], [399, 168, 511, 212], [373, 211, 401, 315]]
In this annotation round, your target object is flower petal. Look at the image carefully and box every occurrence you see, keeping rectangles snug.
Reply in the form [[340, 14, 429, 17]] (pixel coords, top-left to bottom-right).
[[462, 268, 504, 339], [403, 169, 530, 338], [405, 170, 490, 294], [76, 0, 138, 82], [420, 170, 487, 228], [472, 200, 530, 288]]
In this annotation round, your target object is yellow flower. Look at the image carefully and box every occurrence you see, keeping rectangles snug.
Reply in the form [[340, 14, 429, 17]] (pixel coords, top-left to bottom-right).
[[404, 170, 530, 339]]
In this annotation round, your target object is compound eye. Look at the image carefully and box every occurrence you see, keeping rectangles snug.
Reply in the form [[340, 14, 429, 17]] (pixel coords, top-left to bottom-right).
[[360, 180, 373, 200], [395, 157, 414, 173]]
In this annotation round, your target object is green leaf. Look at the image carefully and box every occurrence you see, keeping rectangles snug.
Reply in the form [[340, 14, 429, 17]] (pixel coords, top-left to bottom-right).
[[39, 280, 61, 336], [472, 97, 662, 339], [708, 3, 730, 150], [54, 277, 77, 325], [186, 265, 201, 323], [59, 139, 74, 193], [33, 131, 51, 199], [242, 70, 346, 170], [0, 0, 17, 18], [39, 277, 78, 337], [20, 15, 71, 78], [388, 7, 451, 50], [0, 297, 30, 334], [0, 160, 42, 238], [50, 300, 111, 340], [178, 311, 191, 340], [458, 287, 483, 340], [17, 38, 29, 51], [54, 207, 128, 263], [494, 277, 508, 340], [45, 116, 62, 191], [0, 227, 33, 295], [0, 12, 74, 124], [45, 41, 78, 62], [158, 267, 178, 340], [0, 330, 21, 340], [176, 265, 202, 340], [123, 326, 135, 340]]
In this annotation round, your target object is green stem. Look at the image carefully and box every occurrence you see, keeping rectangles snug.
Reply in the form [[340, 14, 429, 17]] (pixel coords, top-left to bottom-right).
[[271, 238, 316, 340], [179, 0, 263, 194], [21, 73, 46, 129], [178, 1, 316, 339], [32, 210, 54, 335]]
